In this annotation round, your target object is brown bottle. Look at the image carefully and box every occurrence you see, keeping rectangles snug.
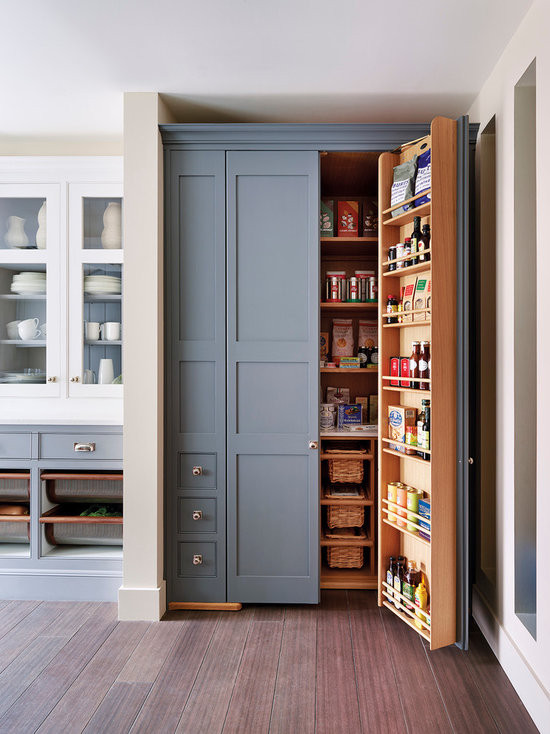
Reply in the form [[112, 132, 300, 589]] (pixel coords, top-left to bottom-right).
[[393, 557, 406, 610], [403, 561, 421, 612], [409, 341, 421, 389], [419, 341, 430, 390]]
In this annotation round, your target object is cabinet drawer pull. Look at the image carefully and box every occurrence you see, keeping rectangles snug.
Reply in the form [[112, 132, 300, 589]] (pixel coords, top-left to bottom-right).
[[192, 466, 203, 476], [73, 442, 96, 452], [192, 554, 203, 565], [70, 376, 80, 382], [192, 511, 203, 521], [47, 376, 57, 383]]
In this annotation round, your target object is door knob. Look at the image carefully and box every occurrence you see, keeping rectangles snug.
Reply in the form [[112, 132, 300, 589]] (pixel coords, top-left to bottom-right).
[[70, 376, 80, 382], [192, 466, 203, 476], [47, 376, 57, 383], [309, 441, 318, 450], [192, 511, 203, 521], [192, 554, 203, 565]]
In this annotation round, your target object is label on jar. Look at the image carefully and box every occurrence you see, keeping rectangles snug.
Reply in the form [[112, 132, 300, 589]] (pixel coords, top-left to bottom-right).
[[393, 576, 402, 608], [402, 581, 415, 611], [410, 359, 418, 371], [386, 570, 394, 602], [419, 359, 428, 371], [424, 431, 430, 450], [387, 304, 397, 313]]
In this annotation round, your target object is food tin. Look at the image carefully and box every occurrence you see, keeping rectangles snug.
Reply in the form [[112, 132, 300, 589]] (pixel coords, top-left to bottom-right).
[[396, 484, 408, 527], [396, 243, 405, 269], [406, 487, 423, 533], [387, 481, 401, 522]]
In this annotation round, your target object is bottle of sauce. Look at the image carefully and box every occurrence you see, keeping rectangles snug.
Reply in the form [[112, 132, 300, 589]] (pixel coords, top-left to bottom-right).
[[414, 580, 429, 629], [403, 237, 412, 267], [421, 402, 431, 460], [386, 294, 398, 324], [393, 557, 406, 610], [410, 216, 422, 266], [403, 560, 421, 612], [419, 223, 430, 262], [386, 556, 397, 605], [409, 341, 420, 389], [417, 399, 429, 457], [419, 341, 430, 389], [388, 245, 397, 271]]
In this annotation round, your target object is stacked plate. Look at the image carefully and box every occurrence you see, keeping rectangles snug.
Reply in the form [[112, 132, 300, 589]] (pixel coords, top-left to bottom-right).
[[11, 272, 46, 295], [84, 274, 121, 295], [0, 370, 46, 384]]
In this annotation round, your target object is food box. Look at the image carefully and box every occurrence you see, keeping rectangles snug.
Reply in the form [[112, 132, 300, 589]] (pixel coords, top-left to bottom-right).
[[320, 332, 329, 361], [361, 196, 378, 236], [355, 397, 368, 424], [358, 320, 377, 349], [339, 357, 360, 369], [414, 277, 431, 321], [337, 201, 359, 237], [401, 277, 417, 323], [390, 356, 400, 386], [326, 387, 350, 404], [399, 357, 410, 388], [320, 199, 335, 237], [388, 404, 416, 449], [418, 499, 431, 539], [368, 394, 378, 424], [337, 404, 362, 429]]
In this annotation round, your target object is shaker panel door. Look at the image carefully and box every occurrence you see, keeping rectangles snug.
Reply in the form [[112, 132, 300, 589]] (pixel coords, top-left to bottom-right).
[[165, 150, 226, 603], [226, 150, 319, 603]]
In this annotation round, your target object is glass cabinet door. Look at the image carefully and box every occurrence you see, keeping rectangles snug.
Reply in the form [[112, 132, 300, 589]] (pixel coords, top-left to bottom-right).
[[68, 184, 123, 396], [0, 184, 61, 395]]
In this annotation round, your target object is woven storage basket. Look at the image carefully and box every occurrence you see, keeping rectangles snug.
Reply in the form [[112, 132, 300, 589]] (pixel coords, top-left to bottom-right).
[[325, 447, 365, 484], [45, 522, 122, 546], [327, 545, 364, 568], [327, 504, 364, 528], [0, 477, 30, 502]]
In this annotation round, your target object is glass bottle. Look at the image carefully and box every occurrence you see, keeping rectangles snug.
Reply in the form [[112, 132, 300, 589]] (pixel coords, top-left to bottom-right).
[[417, 399, 429, 457], [421, 403, 431, 460], [409, 341, 421, 389], [403, 560, 421, 612], [419, 223, 430, 262], [410, 216, 422, 266], [419, 341, 430, 390]]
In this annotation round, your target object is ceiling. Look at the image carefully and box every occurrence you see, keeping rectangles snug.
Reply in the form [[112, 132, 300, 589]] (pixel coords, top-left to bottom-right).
[[0, 0, 533, 142]]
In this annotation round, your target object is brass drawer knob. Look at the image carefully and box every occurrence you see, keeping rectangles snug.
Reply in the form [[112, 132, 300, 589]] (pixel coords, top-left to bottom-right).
[[70, 376, 80, 382], [192, 466, 203, 476], [192, 511, 203, 521], [47, 376, 57, 383], [309, 441, 318, 450], [192, 554, 203, 565]]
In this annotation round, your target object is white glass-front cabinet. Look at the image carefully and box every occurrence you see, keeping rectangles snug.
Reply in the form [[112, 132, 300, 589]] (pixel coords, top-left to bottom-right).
[[0, 158, 123, 420], [68, 184, 123, 398]]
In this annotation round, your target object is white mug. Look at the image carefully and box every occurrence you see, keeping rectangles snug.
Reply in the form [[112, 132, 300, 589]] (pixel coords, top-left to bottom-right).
[[18, 318, 41, 341], [98, 358, 114, 385], [102, 321, 121, 341], [6, 320, 20, 340], [85, 321, 100, 341], [39, 323, 47, 336], [83, 369, 96, 384]]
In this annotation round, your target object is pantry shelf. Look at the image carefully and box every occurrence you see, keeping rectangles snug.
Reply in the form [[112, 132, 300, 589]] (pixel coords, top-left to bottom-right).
[[321, 236, 378, 243], [382, 202, 431, 227], [382, 517, 431, 548], [320, 302, 378, 310], [382, 308, 430, 319], [320, 237, 378, 257], [321, 565, 377, 590], [382, 190, 432, 215], [381, 581, 432, 624], [382, 447, 430, 465], [320, 452, 373, 460], [382, 249, 431, 268], [383, 320, 431, 329], [381, 375, 431, 384], [320, 367, 378, 373], [382, 261, 431, 278], [383, 386, 431, 396], [381, 438, 431, 455], [321, 529, 372, 547]]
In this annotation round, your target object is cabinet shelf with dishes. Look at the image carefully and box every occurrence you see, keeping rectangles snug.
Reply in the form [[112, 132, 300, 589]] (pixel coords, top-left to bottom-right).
[[378, 118, 458, 650]]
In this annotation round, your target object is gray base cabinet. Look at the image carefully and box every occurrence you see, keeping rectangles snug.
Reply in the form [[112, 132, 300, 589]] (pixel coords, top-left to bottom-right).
[[0, 424, 122, 601]]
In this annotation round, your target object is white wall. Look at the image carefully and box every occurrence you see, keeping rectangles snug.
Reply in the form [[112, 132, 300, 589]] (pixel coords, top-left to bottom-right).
[[468, 0, 550, 730], [118, 93, 175, 621]]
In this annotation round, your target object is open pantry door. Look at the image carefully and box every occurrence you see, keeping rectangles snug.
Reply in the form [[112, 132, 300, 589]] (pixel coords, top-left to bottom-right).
[[377, 116, 472, 650]]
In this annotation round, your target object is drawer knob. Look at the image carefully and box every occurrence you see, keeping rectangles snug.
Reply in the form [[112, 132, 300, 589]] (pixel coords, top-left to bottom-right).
[[308, 441, 318, 450], [70, 376, 80, 382], [192, 510, 203, 521], [192, 466, 203, 476], [192, 554, 203, 565], [74, 442, 96, 452], [47, 376, 57, 383]]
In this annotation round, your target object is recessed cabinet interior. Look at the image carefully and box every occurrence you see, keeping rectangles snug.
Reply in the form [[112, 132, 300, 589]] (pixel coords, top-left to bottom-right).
[[162, 121, 470, 648]]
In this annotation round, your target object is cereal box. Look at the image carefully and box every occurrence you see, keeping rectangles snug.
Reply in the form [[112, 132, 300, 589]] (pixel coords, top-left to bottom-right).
[[355, 397, 369, 424], [388, 404, 416, 449], [320, 199, 334, 237], [337, 201, 359, 237]]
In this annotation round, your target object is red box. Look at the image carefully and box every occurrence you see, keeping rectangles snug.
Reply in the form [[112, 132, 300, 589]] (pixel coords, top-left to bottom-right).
[[400, 357, 410, 388], [390, 357, 400, 386], [337, 201, 359, 237]]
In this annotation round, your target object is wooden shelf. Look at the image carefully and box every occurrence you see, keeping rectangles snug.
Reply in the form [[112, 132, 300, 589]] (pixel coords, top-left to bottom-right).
[[381, 437, 430, 456], [381, 581, 431, 624], [320, 367, 377, 373], [40, 505, 123, 524], [40, 472, 123, 481], [382, 600, 431, 642], [383, 320, 431, 329], [321, 565, 377, 590], [382, 202, 431, 227], [0, 513, 30, 523], [382, 447, 430, 465], [382, 248, 431, 268], [321, 528, 372, 547], [381, 375, 431, 384], [321, 489, 373, 506], [320, 437, 374, 445], [383, 261, 431, 278], [320, 236, 377, 243], [320, 237, 378, 257], [321, 302, 377, 310], [382, 190, 431, 215], [382, 517, 431, 548], [381, 308, 430, 319], [383, 386, 431, 396], [320, 452, 373, 460]]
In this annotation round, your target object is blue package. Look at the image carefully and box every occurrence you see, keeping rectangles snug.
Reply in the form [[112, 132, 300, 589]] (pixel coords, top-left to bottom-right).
[[414, 149, 431, 206], [337, 404, 362, 429]]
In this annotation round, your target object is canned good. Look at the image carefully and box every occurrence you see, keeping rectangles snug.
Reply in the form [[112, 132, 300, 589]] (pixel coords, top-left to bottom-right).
[[368, 275, 377, 301], [387, 482, 401, 522], [396, 485, 408, 527], [358, 346, 369, 368], [348, 277, 360, 302], [396, 243, 405, 269], [406, 488, 423, 533], [325, 276, 343, 302]]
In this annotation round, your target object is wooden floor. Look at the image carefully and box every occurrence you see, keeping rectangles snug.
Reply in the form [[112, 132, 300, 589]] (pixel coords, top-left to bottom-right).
[[0, 591, 538, 734]]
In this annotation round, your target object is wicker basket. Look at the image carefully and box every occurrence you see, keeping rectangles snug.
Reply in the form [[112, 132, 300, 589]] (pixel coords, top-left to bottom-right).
[[327, 504, 364, 528], [327, 545, 364, 568], [326, 448, 365, 484]]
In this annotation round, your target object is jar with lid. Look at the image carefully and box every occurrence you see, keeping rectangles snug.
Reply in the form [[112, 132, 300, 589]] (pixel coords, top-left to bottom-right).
[[320, 403, 336, 431], [386, 294, 398, 324], [388, 246, 397, 272]]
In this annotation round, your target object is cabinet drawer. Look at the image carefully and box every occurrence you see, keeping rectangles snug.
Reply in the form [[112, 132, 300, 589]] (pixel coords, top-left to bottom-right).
[[177, 498, 217, 534], [39, 433, 122, 461], [178, 542, 217, 577], [178, 453, 216, 489], [0, 433, 32, 459]]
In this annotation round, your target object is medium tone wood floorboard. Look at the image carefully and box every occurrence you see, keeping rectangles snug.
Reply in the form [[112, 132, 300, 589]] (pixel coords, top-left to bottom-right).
[[0, 592, 539, 734], [348, 590, 408, 734], [316, 590, 362, 734], [222, 620, 283, 734], [269, 605, 317, 734]]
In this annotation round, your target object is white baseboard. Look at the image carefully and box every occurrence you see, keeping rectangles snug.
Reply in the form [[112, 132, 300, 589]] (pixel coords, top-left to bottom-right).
[[118, 580, 167, 621], [472, 586, 550, 734]]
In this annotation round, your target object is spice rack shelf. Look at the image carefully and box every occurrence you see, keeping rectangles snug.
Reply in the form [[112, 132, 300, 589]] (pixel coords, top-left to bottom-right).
[[382, 447, 430, 465], [382, 202, 431, 227], [382, 262, 431, 278], [381, 437, 431, 456], [382, 308, 430, 319], [320, 302, 378, 310], [382, 190, 432, 216], [381, 375, 431, 384], [382, 250, 432, 269], [383, 386, 432, 396], [320, 367, 378, 373], [381, 517, 431, 548], [383, 320, 431, 329]]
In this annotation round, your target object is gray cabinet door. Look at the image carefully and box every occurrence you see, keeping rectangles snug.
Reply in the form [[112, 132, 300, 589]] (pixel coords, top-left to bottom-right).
[[165, 150, 226, 603], [226, 151, 320, 603]]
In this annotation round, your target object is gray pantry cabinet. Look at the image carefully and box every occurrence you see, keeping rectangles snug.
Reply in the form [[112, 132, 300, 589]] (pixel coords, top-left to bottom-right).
[[162, 123, 475, 614], [0, 424, 122, 601]]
